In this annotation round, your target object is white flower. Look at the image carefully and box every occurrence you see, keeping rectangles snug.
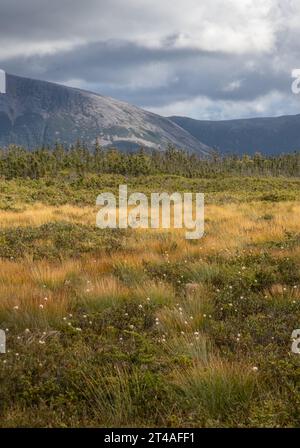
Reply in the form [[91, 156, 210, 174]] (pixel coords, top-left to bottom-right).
[[252, 366, 258, 372], [39, 304, 44, 309], [13, 305, 19, 310]]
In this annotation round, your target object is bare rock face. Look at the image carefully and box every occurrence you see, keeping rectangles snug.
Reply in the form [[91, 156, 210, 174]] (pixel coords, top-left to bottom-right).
[[0, 72, 211, 155]]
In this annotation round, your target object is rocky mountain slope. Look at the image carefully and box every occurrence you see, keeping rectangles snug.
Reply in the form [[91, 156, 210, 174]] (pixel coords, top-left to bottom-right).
[[0, 73, 210, 155]]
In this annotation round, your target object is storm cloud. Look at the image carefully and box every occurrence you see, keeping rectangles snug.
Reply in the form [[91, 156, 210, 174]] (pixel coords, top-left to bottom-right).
[[0, 0, 300, 119]]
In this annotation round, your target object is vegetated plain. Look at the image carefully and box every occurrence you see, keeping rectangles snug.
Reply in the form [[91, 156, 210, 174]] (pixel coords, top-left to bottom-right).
[[0, 146, 300, 427]]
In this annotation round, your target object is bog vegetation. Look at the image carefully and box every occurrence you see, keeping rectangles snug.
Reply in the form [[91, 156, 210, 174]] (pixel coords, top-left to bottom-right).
[[0, 144, 300, 427]]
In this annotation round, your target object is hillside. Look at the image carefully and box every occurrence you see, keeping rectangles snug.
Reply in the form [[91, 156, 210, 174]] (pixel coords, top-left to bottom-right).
[[0, 73, 210, 154], [170, 114, 300, 155]]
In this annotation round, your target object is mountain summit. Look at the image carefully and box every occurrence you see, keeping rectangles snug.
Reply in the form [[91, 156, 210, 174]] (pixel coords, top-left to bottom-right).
[[0, 72, 210, 154]]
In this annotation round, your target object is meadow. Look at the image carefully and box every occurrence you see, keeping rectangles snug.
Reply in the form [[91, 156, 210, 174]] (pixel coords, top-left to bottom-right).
[[0, 164, 300, 427]]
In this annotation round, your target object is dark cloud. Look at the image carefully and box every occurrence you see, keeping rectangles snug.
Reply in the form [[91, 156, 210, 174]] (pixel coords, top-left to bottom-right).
[[0, 0, 104, 39], [0, 0, 300, 118], [0, 41, 292, 105]]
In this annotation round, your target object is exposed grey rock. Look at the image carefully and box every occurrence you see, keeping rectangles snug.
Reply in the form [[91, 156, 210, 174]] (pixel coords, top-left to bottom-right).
[[0, 73, 211, 155]]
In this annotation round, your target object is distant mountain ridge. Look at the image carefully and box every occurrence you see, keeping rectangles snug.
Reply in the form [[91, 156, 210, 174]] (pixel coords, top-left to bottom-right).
[[2, 72, 300, 156], [169, 115, 300, 156], [0, 72, 211, 155]]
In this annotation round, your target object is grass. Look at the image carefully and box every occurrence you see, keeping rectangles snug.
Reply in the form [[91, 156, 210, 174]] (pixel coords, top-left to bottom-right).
[[1, 174, 300, 210], [173, 359, 257, 425], [0, 175, 300, 427]]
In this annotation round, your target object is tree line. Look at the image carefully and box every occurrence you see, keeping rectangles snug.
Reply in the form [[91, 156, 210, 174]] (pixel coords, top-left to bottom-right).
[[0, 142, 299, 179]]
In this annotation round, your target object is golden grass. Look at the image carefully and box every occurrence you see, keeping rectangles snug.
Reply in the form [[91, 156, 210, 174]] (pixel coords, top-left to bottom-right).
[[1, 200, 299, 325], [156, 289, 213, 335], [0, 197, 299, 427], [77, 275, 130, 312], [0, 201, 299, 262], [0, 203, 96, 227]]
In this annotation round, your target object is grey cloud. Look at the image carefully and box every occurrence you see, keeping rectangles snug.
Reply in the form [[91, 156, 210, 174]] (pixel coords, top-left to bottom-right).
[[0, 0, 106, 39], [0, 40, 294, 106], [0, 0, 300, 118]]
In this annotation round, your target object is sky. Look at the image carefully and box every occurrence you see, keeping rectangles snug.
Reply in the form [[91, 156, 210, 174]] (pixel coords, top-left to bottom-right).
[[1, 0, 300, 120]]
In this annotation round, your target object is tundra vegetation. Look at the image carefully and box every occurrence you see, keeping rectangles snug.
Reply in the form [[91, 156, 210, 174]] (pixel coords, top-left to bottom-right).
[[0, 144, 300, 427]]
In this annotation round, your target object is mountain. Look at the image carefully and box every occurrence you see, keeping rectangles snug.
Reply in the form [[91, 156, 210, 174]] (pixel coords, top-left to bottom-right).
[[0, 72, 210, 155], [169, 115, 300, 156]]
